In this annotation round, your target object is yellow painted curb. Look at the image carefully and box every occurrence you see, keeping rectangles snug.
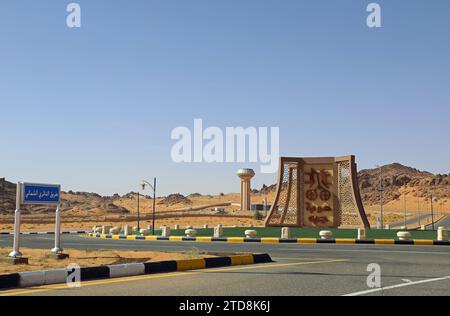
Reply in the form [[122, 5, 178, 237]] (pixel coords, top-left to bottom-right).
[[414, 239, 434, 246], [227, 237, 245, 243], [145, 236, 158, 241], [261, 238, 279, 244], [297, 238, 317, 244], [126, 235, 137, 240], [230, 255, 254, 266], [169, 236, 183, 241], [112, 235, 120, 240], [196, 237, 212, 242], [335, 239, 356, 244], [176, 259, 206, 271]]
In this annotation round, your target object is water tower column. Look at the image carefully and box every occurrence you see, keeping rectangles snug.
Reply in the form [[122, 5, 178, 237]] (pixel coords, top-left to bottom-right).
[[237, 169, 255, 211]]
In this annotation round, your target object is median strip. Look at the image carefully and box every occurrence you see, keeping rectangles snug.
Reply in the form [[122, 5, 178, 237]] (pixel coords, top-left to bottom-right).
[[0, 253, 272, 291], [87, 233, 450, 247]]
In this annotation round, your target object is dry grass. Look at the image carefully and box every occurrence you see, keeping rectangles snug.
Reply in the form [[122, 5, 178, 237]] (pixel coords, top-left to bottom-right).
[[0, 247, 210, 275]]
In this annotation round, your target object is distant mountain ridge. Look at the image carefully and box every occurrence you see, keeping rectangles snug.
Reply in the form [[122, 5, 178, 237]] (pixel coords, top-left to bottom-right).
[[1, 163, 449, 214]]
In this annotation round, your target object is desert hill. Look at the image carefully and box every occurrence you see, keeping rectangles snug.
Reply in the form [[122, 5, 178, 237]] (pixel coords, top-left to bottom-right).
[[0, 163, 449, 231], [358, 163, 449, 205]]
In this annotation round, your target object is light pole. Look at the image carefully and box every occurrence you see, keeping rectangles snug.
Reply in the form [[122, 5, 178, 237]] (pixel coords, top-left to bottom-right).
[[417, 194, 421, 227], [430, 195, 436, 231], [376, 165, 384, 228], [137, 192, 140, 231], [141, 178, 157, 236], [403, 182, 407, 228]]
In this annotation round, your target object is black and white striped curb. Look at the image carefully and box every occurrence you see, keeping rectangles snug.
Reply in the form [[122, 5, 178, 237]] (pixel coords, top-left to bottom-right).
[[0, 231, 89, 235], [0, 253, 273, 290]]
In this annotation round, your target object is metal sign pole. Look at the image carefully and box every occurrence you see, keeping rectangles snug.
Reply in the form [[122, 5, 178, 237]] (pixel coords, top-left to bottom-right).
[[52, 203, 62, 253], [9, 182, 23, 258]]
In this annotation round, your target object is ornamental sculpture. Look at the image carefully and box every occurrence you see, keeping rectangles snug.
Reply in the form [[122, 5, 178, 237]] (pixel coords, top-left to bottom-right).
[[265, 156, 370, 228]]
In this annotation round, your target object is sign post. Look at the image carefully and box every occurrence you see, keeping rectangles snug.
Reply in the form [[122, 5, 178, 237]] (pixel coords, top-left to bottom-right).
[[9, 182, 24, 260], [6, 182, 68, 264]]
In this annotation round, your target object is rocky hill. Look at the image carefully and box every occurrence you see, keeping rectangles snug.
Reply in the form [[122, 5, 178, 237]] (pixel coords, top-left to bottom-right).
[[358, 163, 449, 205], [254, 163, 449, 206], [1, 163, 449, 215]]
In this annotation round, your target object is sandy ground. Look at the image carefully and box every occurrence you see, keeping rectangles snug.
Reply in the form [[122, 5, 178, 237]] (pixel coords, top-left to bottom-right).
[[0, 247, 210, 275], [0, 191, 447, 232]]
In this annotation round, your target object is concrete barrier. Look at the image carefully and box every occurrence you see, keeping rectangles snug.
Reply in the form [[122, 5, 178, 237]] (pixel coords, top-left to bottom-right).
[[214, 224, 223, 238], [140, 228, 150, 236], [281, 227, 290, 239], [108, 263, 145, 278], [19, 270, 46, 287], [437, 227, 448, 241], [162, 226, 170, 237], [110, 227, 120, 235], [185, 229, 197, 237], [357, 228, 366, 240], [44, 269, 68, 285], [319, 230, 333, 240], [102, 226, 111, 234], [123, 225, 132, 236], [2, 254, 273, 289], [397, 231, 412, 241]]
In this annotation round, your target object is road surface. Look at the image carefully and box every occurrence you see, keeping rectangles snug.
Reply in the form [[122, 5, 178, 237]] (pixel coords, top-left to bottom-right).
[[430, 215, 450, 230], [390, 213, 432, 228], [0, 234, 449, 296]]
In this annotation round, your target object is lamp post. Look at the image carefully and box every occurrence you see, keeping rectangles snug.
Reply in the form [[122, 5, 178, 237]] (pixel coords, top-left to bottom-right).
[[376, 165, 384, 228], [137, 192, 140, 231], [141, 178, 157, 235], [430, 195, 437, 231], [403, 182, 407, 228], [417, 194, 421, 227]]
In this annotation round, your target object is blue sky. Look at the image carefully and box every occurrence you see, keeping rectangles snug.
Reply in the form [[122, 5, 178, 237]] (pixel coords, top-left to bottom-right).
[[1, 0, 449, 196]]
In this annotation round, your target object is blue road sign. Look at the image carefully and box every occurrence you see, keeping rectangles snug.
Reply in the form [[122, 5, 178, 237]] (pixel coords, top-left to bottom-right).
[[22, 183, 61, 204]]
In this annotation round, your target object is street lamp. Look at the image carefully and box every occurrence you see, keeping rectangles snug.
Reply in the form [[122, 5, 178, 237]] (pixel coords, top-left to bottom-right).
[[376, 165, 384, 228], [403, 182, 407, 228], [430, 195, 437, 231], [141, 178, 157, 236]]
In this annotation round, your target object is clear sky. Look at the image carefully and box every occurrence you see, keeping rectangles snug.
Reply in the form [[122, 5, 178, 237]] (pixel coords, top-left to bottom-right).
[[1, 0, 449, 196]]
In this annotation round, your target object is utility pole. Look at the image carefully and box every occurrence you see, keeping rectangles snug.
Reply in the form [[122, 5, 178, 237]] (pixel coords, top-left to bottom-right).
[[376, 165, 384, 228], [141, 178, 157, 236], [137, 191, 140, 231], [417, 194, 421, 227], [403, 182, 407, 228], [430, 194, 435, 231]]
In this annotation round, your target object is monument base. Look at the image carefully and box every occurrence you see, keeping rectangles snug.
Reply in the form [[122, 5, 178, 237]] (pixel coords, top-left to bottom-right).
[[0, 257, 29, 265], [46, 253, 70, 260]]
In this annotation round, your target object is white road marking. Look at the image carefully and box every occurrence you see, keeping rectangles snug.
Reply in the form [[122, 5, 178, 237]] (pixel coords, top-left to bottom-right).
[[343, 276, 450, 296]]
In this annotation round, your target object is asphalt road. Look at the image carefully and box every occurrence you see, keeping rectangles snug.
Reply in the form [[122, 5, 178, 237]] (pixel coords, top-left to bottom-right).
[[1, 234, 450, 296], [432, 215, 450, 229], [390, 213, 432, 228]]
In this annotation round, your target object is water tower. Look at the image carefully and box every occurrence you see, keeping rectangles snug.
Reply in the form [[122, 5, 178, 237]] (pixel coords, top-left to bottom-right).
[[237, 168, 255, 211]]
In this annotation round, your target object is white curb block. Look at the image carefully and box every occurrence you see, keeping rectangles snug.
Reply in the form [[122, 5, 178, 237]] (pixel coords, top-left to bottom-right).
[[44, 269, 68, 285], [19, 270, 46, 287], [108, 263, 145, 278]]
